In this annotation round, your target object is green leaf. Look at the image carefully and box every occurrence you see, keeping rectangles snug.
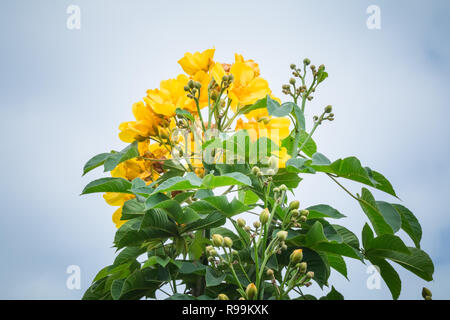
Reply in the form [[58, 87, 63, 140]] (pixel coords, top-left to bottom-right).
[[176, 108, 195, 121], [367, 257, 401, 300], [205, 267, 226, 287], [365, 234, 410, 255], [366, 247, 434, 281], [121, 199, 146, 220], [320, 286, 344, 300], [272, 169, 302, 188], [180, 212, 226, 233], [188, 196, 250, 218], [361, 223, 374, 249], [327, 254, 348, 279], [83, 153, 110, 176], [239, 96, 267, 115], [267, 95, 291, 117], [154, 172, 203, 193], [202, 172, 252, 188], [301, 248, 330, 288], [118, 268, 164, 299], [298, 130, 317, 157], [104, 142, 140, 172], [81, 177, 132, 195], [392, 204, 422, 248], [141, 208, 179, 237], [358, 188, 394, 236], [376, 201, 401, 233], [113, 247, 145, 266], [166, 293, 198, 300], [333, 225, 360, 249], [306, 204, 346, 219], [238, 189, 260, 205]]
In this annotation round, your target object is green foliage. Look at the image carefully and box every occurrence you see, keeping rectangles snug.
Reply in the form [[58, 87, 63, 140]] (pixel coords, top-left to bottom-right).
[[81, 59, 434, 301]]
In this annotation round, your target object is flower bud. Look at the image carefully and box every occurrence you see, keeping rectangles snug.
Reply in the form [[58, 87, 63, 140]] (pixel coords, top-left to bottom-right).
[[224, 236, 233, 248], [253, 221, 261, 229], [273, 187, 280, 193], [422, 287, 432, 299], [245, 283, 257, 300], [260, 208, 270, 224], [244, 226, 251, 232], [239, 297, 245, 300], [184, 85, 190, 91], [290, 249, 303, 264], [324, 105, 332, 113], [276, 230, 288, 241], [299, 262, 307, 273], [232, 250, 238, 256], [300, 209, 309, 217], [290, 209, 299, 217], [289, 78, 296, 85], [188, 79, 195, 89], [210, 249, 217, 256], [218, 293, 229, 300], [266, 269, 274, 277], [300, 215, 307, 222], [303, 58, 311, 65], [306, 271, 314, 280], [251, 166, 261, 175], [279, 184, 288, 192], [289, 200, 300, 210], [212, 234, 224, 247], [237, 218, 246, 228], [290, 63, 296, 69], [206, 245, 213, 254], [194, 81, 202, 89]]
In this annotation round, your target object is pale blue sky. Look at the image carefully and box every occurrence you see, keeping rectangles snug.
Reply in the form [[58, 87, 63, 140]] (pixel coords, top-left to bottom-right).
[[0, 0, 449, 299]]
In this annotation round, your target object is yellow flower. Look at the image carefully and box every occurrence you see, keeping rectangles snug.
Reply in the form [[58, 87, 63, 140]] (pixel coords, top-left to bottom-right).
[[145, 74, 196, 117], [212, 61, 272, 110], [111, 158, 146, 181], [234, 53, 260, 77], [119, 101, 161, 143], [192, 70, 212, 109], [178, 48, 215, 76]]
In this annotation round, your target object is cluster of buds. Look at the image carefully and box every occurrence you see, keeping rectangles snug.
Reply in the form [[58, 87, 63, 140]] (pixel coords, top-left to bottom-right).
[[212, 234, 233, 248], [313, 105, 335, 125], [221, 74, 234, 89], [184, 79, 202, 99]]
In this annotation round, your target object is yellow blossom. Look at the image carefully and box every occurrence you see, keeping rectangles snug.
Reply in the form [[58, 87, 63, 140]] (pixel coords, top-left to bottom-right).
[[234, 53, 260, 77], [119, 101, 161, 143], [178, 48, 215, 76], [271, 147, 291, 168]]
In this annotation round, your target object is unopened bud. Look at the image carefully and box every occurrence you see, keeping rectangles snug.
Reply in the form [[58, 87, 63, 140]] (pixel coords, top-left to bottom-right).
[[212, 234, 224, 247], [224, 237, 233, 248], [218, 293, 229, 300], [289, 200, 300, 210], [277, 230, 288, 241], [300, 215, 307, 222], [324, 105, 332, 113], [251, 166, 261, 175], [306, 271, 314, 280], [299, 262, 307, 273], [291, 209, 299, 217], [194, 81, 202, 89], [266, 269, 274, 277], [188, 79, 195, 89], [303, 58, 311, 65], [422, 287, 432, 299], [279, 184, 288, 192], [237, 218, 246, 228], [290, 249, 303, 264], [300, 209, 309, 217], [290, 63, 296, 69], [245, 283, 257, 300], [260, 208, 270, 224], [289, 78, 296, 85], [253, 221, 261, 229]]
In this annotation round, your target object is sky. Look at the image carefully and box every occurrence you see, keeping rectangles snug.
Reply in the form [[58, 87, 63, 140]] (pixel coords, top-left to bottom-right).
[[0, 0, 449, 299]]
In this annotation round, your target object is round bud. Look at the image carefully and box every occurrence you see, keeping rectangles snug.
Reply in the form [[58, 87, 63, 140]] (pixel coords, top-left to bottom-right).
[[232, 250, 238, 256], [273, 187, 280, 193], [184, 85, 190, 91], [300, 215, 307, 222], [282, 84, 290, 90], [245, 283, 257, 300], [206, 245, 213, 254], [276, 230, 288, 241], [212, 234, 224, 247], [279, 184, 288, 192], [244, 226, 251, 232], [290, 209, 299, 217], [218, 293, 229, 300], [289, 78, 296, 85], [306, 271, 315, 279], [210, 249, 217, 256], [303, 58, 311, 65], [290, 249, 303, 264], [299, 262, 307, 273], [211, 91, 218, 100], [222, 75, 229, 82], [239, 297, 245, 300], [208, 256, 214, 262], [324, 105, 332, 113], [300, 209, 309, 217], [266, 269, 274, 277], [253, 221, 261, 229], [251, 166, 261, 175], [260, 208, 270, 224], [290, 63, 296, 69], [422, 287, 432, 299], [224, 236, 233, 248], [289, 200, 300, 210], [318, 64, 325, 71], [194, 81, 202, 89], [188, 79, 195, 89], [237, 218, 246, 228], [228, 74, 234, 82]]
